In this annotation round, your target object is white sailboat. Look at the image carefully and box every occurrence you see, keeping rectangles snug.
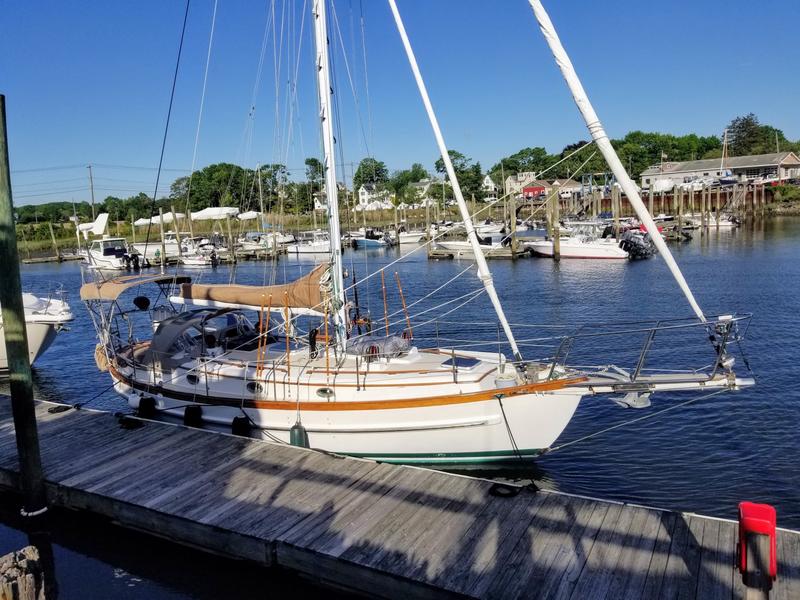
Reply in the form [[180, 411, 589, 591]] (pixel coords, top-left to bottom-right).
[[81, 0, 753, 464]]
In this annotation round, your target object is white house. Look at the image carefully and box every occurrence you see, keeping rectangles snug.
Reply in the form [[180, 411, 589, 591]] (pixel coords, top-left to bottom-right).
[[481, 175, 497, 199], [640, 152, 800, 189], [357, 184, 390, 207], [503, 171, 539, 197]]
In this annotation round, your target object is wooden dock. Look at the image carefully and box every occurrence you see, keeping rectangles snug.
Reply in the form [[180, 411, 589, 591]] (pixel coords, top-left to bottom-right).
[[428, 246, 533, 260], [0, 400, 797, 599]]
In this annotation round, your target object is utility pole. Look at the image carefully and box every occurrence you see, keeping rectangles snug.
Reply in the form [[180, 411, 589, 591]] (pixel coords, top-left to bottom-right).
[[0, 95, 48, 517], [87, 163, 96, 220]]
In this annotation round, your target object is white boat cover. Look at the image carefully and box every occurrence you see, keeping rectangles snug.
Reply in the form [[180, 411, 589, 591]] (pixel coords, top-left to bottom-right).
[[134, 213, 185, 227], [190, 206, 240, 221], [237, 210, 261, 221]]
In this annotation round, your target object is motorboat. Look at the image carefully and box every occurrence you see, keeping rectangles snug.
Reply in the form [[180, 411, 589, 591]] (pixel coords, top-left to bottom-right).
[[84, 236, 140, 270], [528, 236, 629, 259], [286, 230, 331, 254], [0, 291, 73, 373]]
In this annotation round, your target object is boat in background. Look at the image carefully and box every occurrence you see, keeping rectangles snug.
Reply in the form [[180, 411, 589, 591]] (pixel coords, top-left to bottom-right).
[[0, 291, 73, 373], [287, 230, 331, 254], [529, 236, 629, 259]]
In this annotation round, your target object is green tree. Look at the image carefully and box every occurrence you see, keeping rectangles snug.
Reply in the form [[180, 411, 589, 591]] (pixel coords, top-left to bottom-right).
[[353, 157, 388, 189], [434, 150, 483, 200], [304, 158, 324, 189]]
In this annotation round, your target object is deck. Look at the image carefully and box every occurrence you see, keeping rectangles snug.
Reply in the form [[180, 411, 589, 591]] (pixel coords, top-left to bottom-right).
[[0, 399, 797, 599]]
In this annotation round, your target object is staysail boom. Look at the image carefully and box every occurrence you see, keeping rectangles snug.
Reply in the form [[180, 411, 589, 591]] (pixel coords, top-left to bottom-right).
[[387, 0, 524, 363], [527, 0, 707, 322]]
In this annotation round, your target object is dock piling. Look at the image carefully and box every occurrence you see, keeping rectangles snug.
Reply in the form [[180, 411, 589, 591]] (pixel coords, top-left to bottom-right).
[[0, 95, 48, 517]]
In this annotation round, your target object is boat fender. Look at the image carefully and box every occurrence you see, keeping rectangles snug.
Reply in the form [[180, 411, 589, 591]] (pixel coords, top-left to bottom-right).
[[94, 344, 110, 372], [183, 405, 203, 427], [138, 396, 157, 418], [231, 415, 251, 436], [133, 296, 151, 311], [290, 421, 310, 448]]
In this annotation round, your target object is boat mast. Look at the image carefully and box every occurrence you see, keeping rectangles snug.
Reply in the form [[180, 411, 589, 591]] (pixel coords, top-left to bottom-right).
[[312, 0, 347, 349], [527, 0, 707, 322], [387, 0, 523, 363]]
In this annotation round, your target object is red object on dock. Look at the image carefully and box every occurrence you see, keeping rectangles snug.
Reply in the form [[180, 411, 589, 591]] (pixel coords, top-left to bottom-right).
[[738, 501, 777, 583]]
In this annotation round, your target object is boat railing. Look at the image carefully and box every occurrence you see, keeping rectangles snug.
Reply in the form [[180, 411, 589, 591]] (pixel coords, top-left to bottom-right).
[[418, 313, 752, 383]]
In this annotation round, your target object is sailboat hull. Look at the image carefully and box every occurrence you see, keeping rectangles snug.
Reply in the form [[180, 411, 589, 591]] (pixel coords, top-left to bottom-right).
[[120, 380, 583, 463]]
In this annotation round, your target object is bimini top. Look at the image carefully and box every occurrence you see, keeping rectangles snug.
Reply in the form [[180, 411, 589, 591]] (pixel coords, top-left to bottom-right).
[[171, 264, 329, 316], [80, 274, 191, 302]]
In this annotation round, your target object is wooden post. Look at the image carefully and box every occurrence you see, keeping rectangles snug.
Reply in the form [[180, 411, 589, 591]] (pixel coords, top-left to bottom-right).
[[170, 205, 182, 258], [612, 186, 620, 238], [552, 192, 560, 261], [131, 216, 136, 244], [226, 215, 236, 264], [425, 199, 431, 256], [158, 208, 166, 272], [677, 187, 683, 226], [0, 95, 48, 517], [47, 222, 60, 261], [186, 209, 195, 239], [648, 184, 654, 216], [716, 186, 721, 228], [700, 186, 706, 233], [0, 546, 46, 599]]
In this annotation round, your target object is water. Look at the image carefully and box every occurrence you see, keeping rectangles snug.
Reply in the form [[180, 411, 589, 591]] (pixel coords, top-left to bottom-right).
[[10, 218, 800, 537], [0, 495, 344, 599]]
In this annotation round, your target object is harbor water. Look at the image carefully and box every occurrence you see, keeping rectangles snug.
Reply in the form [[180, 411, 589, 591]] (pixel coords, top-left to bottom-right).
[[7, 216, 800, 540]]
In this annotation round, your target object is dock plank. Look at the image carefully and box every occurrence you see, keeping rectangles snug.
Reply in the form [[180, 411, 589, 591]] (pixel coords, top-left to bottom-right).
[[638, 511, 678, 599], [776, 529, 800, 600]]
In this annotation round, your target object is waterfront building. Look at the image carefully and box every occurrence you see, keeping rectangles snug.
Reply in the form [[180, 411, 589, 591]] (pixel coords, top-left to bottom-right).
[[641, 151, 800, 189]]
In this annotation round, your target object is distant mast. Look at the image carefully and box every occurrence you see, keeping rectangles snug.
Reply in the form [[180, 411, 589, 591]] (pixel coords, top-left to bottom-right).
[[312, 0, 347, 350]]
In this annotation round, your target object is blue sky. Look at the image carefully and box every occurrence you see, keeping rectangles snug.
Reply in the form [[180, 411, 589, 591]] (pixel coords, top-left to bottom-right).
[[3, 0, 798, 205]]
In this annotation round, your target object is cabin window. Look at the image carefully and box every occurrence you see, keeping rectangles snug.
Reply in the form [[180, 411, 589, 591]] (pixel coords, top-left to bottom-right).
[[246, 381, 263, 394], [703, 172, 709, 176]]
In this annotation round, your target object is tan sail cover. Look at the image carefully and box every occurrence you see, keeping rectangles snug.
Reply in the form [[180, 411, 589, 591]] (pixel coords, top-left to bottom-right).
[[176, 264, 329, 313], [80, 274, 191, 301]]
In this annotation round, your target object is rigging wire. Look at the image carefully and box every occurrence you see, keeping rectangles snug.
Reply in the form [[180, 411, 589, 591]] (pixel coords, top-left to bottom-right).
[[184, 0, 219, 217], [544, 388, 728, 454], [140, 0, 191, 265]]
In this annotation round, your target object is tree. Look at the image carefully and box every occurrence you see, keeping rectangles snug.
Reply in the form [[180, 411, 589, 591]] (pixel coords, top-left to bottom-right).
[[304, 158, 324, 188], [434, 150, 470, 177], [353, 157, 388, 189], [408, 162, 429, 182], [433, 150, 483, 200]]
